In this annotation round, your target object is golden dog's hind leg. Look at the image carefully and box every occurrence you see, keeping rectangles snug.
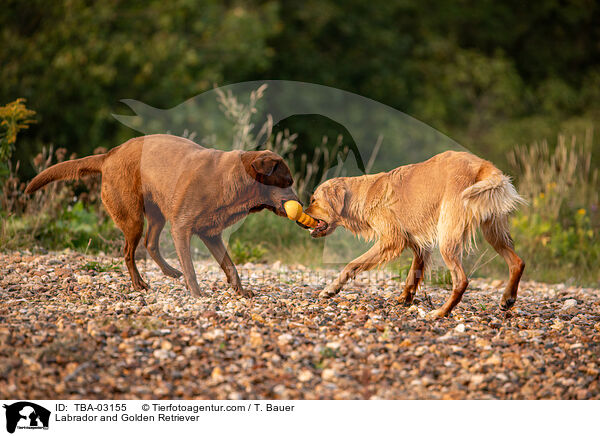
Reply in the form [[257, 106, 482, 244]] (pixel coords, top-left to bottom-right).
[[321, 242, 395, 298], [481, 218, 525, 310], [428, 241, 468, 318], [398, 249, 430, 306]]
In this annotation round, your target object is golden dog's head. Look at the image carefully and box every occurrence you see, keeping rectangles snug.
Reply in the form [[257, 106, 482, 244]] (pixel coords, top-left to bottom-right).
[[305, 179, 347, 238]]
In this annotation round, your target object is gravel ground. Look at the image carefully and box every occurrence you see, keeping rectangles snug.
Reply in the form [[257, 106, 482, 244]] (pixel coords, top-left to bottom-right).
[[1, 250, 599, 400]]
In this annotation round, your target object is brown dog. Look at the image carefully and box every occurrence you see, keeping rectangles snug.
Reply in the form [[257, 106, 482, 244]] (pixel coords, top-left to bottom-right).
[[26, 134, 299, 297], [305, 150, 525, 317]]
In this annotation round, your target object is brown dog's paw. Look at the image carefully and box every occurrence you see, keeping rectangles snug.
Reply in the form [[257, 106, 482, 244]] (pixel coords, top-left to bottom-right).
[[397, 293, 414, 307], [235, 286, 254, 298], [500, 297, 516, 311], [132, 279, 150, 292], [163, 268, 183, 279], [188, 287, 206, 298]]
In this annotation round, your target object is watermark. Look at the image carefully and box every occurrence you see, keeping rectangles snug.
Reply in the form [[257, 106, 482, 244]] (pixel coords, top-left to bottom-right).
[[231, 266, 452, 288], [113, 80, 472, 265], [2, 402, 50, 434], [1, 400, 596, 435]]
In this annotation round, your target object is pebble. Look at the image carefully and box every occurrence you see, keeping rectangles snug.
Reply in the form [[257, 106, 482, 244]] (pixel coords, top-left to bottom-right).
[[1, 251, 599, 400], [321, 369, 336, 381], [298, 370, 313, 382], [454, 323, 466, 333], [278, 333, 293, 346], [560, 299, 578, 314]]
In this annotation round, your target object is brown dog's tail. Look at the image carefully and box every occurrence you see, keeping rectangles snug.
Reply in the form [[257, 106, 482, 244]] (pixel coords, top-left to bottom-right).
[[25, 154, 105, 194]]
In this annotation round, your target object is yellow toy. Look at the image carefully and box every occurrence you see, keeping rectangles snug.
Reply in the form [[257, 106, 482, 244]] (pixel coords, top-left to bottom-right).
[[284, 200, 318, 228]]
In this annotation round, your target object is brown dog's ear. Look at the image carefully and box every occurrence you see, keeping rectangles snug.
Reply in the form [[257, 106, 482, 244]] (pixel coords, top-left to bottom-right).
[[251, 154, 279, 176]]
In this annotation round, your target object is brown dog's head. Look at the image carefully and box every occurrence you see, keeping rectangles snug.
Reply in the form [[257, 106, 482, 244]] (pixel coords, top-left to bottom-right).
[[305, 179, 347, 238], [241, 150, 299, 216]]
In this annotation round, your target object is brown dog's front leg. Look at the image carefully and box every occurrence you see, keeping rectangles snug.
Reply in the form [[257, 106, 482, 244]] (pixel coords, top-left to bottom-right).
[[321, 243, 389, 298], [171, 227, 203, 297], [201, 234, 252, 298]]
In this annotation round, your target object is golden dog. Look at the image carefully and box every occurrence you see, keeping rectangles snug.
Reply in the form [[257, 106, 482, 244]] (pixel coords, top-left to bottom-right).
[[305, 150, 525, 318]]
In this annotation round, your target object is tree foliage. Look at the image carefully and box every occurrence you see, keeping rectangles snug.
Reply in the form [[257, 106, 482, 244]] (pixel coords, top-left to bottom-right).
[[1, 0, 599, 174]]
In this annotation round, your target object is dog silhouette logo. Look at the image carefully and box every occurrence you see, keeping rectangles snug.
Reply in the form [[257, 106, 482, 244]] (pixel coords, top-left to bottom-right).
[[2, 402, 50, 434]]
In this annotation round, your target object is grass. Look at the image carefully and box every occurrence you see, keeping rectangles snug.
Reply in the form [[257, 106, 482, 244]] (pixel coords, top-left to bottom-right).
[[82, 260, 122, 272], [1, 200, 121, 254]]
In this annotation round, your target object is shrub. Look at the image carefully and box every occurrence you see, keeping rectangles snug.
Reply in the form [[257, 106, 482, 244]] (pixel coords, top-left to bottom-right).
[[507, 132, 599, 284], [1, 142, 119, 254], [229, 239, 267, 264], [0, 98, 36, 170], [0, 99, 36, 213]]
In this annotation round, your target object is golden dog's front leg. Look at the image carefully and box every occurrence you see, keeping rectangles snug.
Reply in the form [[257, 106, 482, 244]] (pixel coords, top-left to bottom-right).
[[320, 243, 390, 299], [398, 250, 429, 306]]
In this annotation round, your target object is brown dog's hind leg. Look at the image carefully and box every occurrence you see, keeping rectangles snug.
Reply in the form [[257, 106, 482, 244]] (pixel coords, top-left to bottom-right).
[[123, 222, 150, 291], [482, 218, 525, 310], [321, 242, 395, 298], [200, 234, 252, 298], [144, 206, 182, 278], [171, 227, 203, 297], [428, 241, 468, 318], [398, 249, 429, 306], [101, 185, 149, 291]]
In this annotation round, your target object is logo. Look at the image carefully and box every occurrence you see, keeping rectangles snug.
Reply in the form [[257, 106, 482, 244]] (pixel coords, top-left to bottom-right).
[[2, 402, 50, 434]]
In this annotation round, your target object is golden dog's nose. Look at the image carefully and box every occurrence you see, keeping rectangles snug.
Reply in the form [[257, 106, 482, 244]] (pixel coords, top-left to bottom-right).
[[284, 200, 318, 228]]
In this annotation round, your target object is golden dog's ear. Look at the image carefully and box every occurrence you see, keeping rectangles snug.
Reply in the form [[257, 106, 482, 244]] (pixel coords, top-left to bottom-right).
[[252, 154, 279, 176], [324, 184, 347, 216]]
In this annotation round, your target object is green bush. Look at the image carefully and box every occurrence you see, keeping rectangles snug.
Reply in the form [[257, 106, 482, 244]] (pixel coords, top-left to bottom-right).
[[511, 193, 599, 284], [2, 200, 120, 253], [37, 200, 120, 252], [229, 239, 267, 264], [506, 134, 599, 285]]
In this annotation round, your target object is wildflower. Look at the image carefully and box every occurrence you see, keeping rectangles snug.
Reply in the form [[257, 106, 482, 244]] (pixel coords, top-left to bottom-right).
[[577, 208, 586, 216]]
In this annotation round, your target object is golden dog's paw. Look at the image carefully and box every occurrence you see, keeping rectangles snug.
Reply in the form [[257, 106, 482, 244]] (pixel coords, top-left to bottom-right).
[[319, 284, 340, 299], [425, 309, 447, 320]]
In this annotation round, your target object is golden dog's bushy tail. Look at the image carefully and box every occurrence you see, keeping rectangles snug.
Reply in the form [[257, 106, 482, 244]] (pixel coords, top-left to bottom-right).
[[25, 154, 105, 194], [460, 164, 525, 249], [461, 169, 525, 223]]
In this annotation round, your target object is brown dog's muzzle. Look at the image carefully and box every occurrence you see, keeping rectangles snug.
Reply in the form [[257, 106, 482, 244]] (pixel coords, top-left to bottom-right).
[[277, 197, 301, 217], [275, 187, 301, 217]]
